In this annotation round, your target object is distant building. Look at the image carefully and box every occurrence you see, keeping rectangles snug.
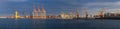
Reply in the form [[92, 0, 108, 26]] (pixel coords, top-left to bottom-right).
[[60, 12, 74, 19]]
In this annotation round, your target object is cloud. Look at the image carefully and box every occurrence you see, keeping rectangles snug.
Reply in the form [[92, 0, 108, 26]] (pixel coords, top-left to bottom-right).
[[85, 1, 120, 7], [6, 0, 28, 2], [0, 0, 28, 2]]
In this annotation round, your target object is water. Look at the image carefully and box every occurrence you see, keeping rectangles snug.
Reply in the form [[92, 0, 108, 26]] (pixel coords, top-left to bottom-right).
[[0, 19, 120, 29]]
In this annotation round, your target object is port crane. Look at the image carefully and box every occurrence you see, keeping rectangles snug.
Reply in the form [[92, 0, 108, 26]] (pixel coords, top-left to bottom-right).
[[98, 7, 106, 17], [76, 8, 79, 18], [84, 8, 89, 18]]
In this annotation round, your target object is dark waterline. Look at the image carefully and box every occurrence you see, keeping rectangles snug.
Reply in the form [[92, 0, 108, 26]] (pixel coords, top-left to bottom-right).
[[0, 19, 119, 29]]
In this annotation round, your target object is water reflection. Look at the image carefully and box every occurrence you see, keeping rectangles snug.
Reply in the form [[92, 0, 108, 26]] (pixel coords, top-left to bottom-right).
[[0, 19, 119, 29]]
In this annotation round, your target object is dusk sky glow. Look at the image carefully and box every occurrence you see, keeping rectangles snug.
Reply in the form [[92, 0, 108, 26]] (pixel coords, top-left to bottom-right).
[[0, 0, 120, 16]]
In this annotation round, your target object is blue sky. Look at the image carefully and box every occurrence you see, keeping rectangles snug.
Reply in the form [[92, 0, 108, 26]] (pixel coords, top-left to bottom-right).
[[0, 0, 120, 16]]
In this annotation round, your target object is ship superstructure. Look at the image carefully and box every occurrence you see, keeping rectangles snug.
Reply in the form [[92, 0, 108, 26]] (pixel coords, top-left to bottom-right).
[[32, 5, 46, 19]]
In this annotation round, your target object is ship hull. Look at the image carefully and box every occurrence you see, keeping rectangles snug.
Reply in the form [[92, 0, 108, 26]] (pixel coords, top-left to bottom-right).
[[95, 16, 120, 19]]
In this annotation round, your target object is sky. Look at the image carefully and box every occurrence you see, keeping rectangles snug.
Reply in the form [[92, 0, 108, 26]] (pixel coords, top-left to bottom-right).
[[0, 0, 120, 16]]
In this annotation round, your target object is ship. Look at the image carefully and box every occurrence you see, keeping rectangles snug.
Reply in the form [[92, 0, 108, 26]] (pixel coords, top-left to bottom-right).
[[93, 7, 120, 19], [94, 13, 120, 19]]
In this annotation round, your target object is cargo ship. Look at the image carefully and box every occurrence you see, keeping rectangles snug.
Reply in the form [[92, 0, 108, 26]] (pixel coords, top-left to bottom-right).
[[93, 7, 120, 19], [94, 13, 120, 19]]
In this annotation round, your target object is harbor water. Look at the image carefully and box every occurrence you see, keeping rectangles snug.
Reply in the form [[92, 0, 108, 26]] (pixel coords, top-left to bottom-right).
[[0, 19, 120, 29]]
